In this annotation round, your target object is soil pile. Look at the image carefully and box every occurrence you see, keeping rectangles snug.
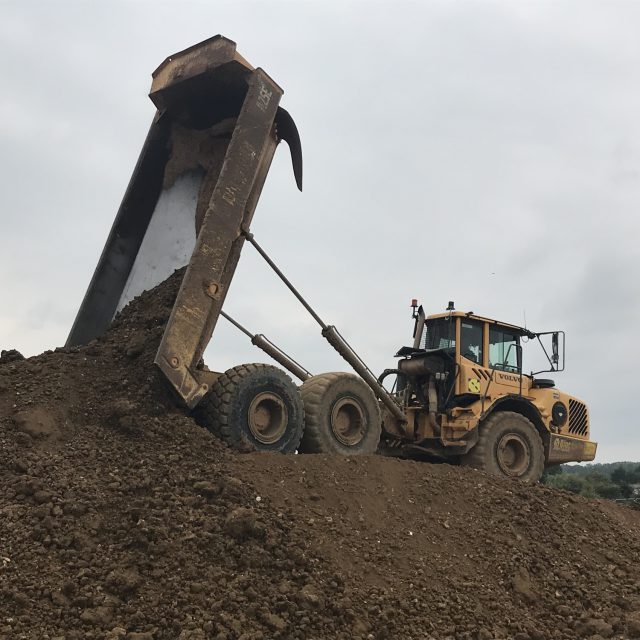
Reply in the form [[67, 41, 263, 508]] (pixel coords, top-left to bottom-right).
[[1, 272, 639, 640]]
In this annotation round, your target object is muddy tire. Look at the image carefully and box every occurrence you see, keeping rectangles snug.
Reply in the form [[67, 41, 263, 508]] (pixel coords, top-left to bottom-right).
[[461, 411, 544, 482], [194, 363, 304, 453], [299, 372, 382, 455]]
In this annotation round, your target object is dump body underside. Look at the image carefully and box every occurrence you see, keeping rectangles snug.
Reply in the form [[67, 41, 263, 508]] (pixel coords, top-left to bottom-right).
[[67, 36, 301, 408]]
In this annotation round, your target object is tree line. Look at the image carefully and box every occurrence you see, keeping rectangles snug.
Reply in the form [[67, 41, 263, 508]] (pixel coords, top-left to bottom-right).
[[541, 461, 640, 500]]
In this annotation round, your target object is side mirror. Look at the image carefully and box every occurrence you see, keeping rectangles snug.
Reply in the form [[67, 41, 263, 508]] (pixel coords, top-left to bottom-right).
[[516, 343, 523, 371], [532, 330, 565, 375]]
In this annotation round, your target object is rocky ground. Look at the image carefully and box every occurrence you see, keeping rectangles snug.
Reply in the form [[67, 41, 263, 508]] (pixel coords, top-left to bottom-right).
[[1, 272, 639, 640]]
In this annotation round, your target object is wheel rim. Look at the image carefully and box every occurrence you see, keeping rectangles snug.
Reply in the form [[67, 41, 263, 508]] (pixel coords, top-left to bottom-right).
[[248, 392, 288, 445], [496, 433, 530, 477], [331, 396, 366, 446]]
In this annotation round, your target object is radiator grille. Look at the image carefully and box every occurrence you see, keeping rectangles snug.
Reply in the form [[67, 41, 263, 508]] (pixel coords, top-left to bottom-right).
[[568, 399, 589, 436]]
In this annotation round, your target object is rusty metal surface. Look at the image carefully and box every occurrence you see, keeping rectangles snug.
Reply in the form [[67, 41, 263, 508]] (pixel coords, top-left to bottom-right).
[[68, 36, 304, 410], [155, 69, 284, 407], [67, 37, 253, 348], [247, 391, 288, 444], [151, 36, 253, 100], [150, 36, 254, 121]]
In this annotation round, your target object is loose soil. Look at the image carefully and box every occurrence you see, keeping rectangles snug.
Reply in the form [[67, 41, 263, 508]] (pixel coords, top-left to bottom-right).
[[1, 272, 639, 640]]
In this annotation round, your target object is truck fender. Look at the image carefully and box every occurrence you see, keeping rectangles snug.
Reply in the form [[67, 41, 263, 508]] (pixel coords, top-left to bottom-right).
[[481, 396, 547, 441]]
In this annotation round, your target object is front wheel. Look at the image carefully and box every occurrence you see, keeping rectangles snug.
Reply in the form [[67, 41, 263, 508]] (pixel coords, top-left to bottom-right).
[[461, 411, 544, 482], [298, 372, 382, 455], [194, 363, 304, 453]]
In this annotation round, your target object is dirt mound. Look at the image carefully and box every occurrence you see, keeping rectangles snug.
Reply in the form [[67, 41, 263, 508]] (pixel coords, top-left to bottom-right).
[[1, 272, 640, 640], [0, 349, 24, 364]]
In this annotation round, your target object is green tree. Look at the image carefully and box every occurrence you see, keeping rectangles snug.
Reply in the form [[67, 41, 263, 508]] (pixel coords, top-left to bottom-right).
[[611, 466, 629, 484], [540, 462, 640, 501], [541, 465, 562, 482], [627, 465, 640, 484], [585, 472, 622, 499], [594, 481, 622, 500], [546, 473, 585, 495]]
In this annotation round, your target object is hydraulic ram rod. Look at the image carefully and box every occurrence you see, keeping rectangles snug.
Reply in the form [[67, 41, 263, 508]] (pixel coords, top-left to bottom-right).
[[242, 230, 407, 424], [220, 311, 312, 382]]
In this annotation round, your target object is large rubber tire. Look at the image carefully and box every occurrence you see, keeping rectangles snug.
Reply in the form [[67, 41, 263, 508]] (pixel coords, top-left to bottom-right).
[[299, 372, 382, 455], [194, 363, 304, 453], [461, 411, 544, 482]]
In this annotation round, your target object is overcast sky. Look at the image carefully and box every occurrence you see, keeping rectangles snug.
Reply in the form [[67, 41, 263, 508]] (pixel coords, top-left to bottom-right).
[[1, 1, 639, 462]]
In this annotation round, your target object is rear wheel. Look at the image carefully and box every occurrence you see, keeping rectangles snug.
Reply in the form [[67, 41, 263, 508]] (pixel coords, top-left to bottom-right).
[[299, 372, 382, 455], [461, 411, 544, 482], [194, 363, 304, 453]]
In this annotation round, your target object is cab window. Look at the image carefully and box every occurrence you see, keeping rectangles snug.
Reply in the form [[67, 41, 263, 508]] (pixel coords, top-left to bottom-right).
[[422, 317, 456, 350], [489, 327, 520, 372], [460, 320, 483, 364]]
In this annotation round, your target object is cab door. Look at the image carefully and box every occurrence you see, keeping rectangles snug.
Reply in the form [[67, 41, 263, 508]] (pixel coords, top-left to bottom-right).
[[458, 318, 486, 396], [488, 326, 523, 393]]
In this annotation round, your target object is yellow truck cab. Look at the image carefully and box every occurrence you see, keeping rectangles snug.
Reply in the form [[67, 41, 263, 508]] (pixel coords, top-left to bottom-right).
[[380, 303, 597, 481]]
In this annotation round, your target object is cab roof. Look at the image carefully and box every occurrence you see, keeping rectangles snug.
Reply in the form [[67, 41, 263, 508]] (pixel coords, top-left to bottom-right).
[[426, 311, 530, 335]]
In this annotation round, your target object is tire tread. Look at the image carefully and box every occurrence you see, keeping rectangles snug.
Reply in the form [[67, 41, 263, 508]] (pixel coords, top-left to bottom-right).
[[299, 372, 381, 454], [195, 363, 304, 452], [462, 410, 544, 482]]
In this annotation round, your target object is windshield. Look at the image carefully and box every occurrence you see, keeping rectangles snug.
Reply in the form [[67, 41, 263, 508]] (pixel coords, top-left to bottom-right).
[[422, 318, 456, 350]]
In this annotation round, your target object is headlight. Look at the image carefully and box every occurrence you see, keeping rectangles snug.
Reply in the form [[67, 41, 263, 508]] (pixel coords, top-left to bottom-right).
[[552, 401, 568, 427]]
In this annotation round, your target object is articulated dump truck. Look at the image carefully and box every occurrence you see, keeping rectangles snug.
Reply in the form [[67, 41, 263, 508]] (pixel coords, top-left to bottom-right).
[[67, 36, 596, 482]]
